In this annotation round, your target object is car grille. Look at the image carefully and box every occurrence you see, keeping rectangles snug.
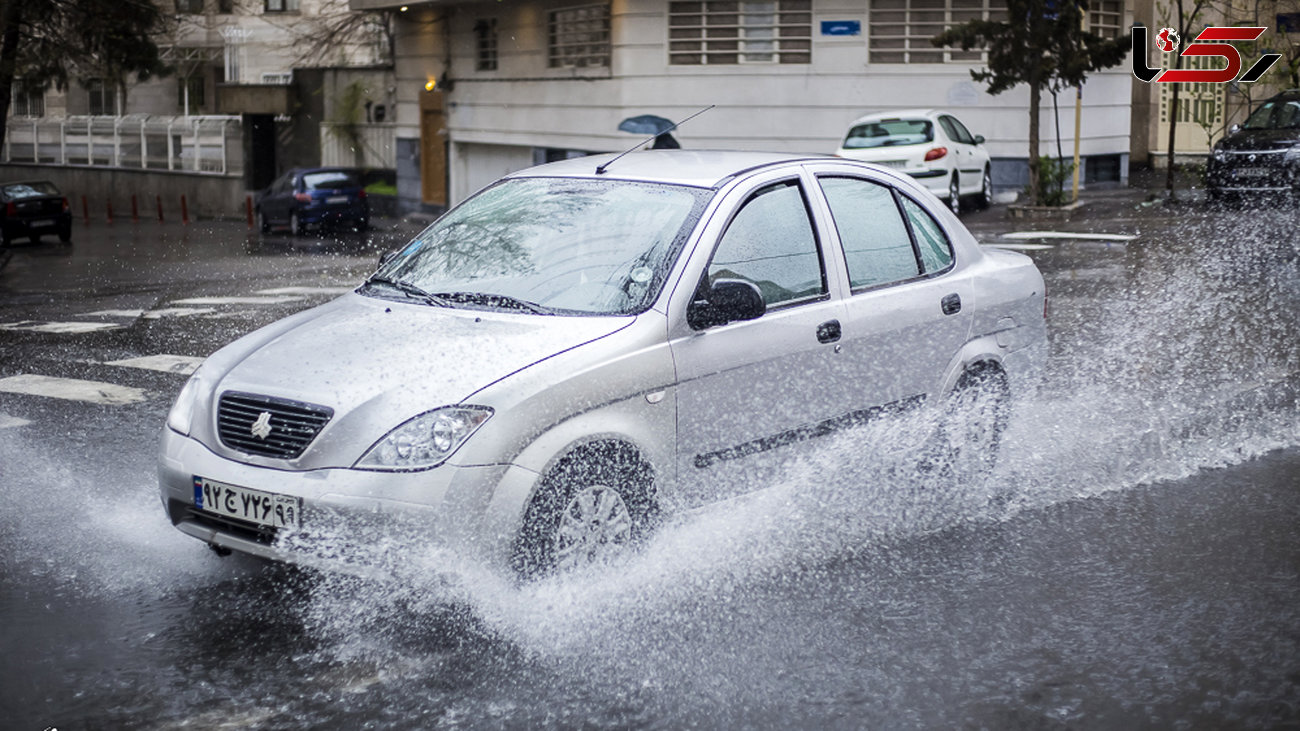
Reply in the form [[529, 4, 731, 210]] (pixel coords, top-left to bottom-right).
[[216, 391, 333, 459]]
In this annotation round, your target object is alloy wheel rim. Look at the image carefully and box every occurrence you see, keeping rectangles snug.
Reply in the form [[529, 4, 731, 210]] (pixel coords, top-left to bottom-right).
[[949, 177, 960, 214], [553, 485, 632, 571]]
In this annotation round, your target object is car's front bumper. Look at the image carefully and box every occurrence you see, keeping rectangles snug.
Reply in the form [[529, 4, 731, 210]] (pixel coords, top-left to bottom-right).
[[157, 427, 537, 575]]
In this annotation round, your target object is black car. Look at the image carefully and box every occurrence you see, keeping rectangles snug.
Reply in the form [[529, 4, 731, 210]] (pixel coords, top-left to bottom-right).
[[255, 167, 369, 236], [1, 180, 72, 245], [1207, 91, 1300, 200]]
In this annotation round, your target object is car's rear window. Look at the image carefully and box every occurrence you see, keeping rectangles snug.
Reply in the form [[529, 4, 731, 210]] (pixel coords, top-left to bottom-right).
[[842, 119, 934, 149], [2, 182, 59, 200], [302, 171, 360, 190]]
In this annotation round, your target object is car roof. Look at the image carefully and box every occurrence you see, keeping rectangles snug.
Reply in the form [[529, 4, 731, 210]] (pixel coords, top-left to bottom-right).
[[507, 150, 833, 188], [847, 109, 944, 126]]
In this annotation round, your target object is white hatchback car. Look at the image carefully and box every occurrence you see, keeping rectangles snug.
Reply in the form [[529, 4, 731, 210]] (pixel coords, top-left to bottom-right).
[[835, 110, 993, 215], [159, 151, 1045, 579]]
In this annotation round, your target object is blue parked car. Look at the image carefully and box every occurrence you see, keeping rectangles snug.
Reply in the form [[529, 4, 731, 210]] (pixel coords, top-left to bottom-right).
[[256, 168, 369, 235]]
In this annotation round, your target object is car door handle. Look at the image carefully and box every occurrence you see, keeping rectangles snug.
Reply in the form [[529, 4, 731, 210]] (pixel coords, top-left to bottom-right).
[[817, 319, 842, 344], [941, 293, 962, 316]]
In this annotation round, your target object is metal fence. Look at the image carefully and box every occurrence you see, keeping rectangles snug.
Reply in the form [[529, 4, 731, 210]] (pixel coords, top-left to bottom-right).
[[320, 122, 396, 169], [2, 115, 242, 175]]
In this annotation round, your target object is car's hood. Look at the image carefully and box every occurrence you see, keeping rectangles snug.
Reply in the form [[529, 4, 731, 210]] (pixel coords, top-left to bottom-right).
[[1218, 129, 1300, 152], [205, 293, 632, 433]]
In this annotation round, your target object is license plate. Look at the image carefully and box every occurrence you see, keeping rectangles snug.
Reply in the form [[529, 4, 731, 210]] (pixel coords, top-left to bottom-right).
[[879, 161, 906, 169], [30, 219, 54, 227], [1232, 167, 1271, 176], [193, 476, 300, 529], [326, 196, 349, 204]]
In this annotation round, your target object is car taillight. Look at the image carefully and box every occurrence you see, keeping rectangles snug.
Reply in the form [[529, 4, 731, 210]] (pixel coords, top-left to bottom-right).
[[294, 193, 311, 203], [61, 197, 70, 212], [358, 190, 367, 199], [924, 147, 948, 162], [5, 202, 15, 216]]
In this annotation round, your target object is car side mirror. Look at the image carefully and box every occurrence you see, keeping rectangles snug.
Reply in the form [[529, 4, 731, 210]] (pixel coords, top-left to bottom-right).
[[974, 134, 986, 145], [1229, 123, 1241, 135], [687, 278, 766, 330]]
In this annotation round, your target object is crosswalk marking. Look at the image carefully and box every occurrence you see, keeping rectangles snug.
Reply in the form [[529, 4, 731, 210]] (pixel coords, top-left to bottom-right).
[[171, 295, 303, 306], [0, 374, 149, 405], [0, 412, 31, 429], [106, 354, 204, 375], [257, 286, 354, 296], [0, 321, 125, 334], [82, 307, 218, 320], [982, 243, 1055, 251]]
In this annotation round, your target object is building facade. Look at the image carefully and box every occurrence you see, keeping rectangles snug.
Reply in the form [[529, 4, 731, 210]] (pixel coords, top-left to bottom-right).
[[350, 0, 1135, 214]]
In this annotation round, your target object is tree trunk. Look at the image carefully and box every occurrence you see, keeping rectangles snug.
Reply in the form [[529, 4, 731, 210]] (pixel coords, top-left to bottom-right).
[[0, 0, 25, 153], [1028, 80, 1042, 204], [1164, 0, 1187, 198]]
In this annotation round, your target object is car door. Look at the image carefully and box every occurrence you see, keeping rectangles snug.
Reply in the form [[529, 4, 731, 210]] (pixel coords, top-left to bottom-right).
[[809, 170, 974, 414], [940, 115, 982, 194], [263, 173, 291, 223], [667, 173, 849, 509]]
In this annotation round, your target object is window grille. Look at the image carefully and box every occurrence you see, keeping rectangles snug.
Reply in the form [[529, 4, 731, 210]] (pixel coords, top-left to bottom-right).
[[869, 0, 1007, 64], [669, 0, 812, 65], [476, 19, 499, 71], [548, 4, 610, 68], [12, 84, 44, 117]]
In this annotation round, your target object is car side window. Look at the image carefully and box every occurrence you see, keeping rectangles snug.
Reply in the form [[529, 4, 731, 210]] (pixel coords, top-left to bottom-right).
[[706, 180, 826, 308], [947, 116, 976, 144], [819, 177, 920, 290], [900, 195, 954, 273]]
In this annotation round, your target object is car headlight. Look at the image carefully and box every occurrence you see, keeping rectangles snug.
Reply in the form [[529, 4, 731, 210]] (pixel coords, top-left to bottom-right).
[[356, 406, 493, 471], [166, 366, 210, 436], [1213, 147, 1227, 163], [1286, 145, 1300, 163]]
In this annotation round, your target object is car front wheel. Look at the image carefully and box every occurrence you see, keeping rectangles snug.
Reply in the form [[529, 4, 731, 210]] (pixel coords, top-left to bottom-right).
[[289, 211, 303, 237]]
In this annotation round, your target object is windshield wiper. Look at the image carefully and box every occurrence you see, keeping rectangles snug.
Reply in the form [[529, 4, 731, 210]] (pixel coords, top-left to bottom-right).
[[364, 276, 452, 307], [431, 291, 556, 315]]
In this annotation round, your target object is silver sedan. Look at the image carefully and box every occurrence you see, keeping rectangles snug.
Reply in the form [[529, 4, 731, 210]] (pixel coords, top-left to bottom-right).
[[159, 150, 1046, 579]]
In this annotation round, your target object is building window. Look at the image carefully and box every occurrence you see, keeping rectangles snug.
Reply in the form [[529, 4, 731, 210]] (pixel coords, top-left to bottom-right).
[[87, 79, 118, 116], [11, 83, 44, 117], [261, 72, 292, 84], [548, 4, 610, 68], [669, 0, 812, 65], [177, 75, 205, 113], [1087, 0, 1122, 38], [264, 0, 299, 12], [869, 0, 1007, 64], [476, 18, 499, 71], [175, 0, 204, 13], [218, 0, 234, 13]]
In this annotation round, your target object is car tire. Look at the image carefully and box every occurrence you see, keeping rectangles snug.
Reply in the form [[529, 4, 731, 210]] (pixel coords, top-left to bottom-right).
[[978, 167, 993, 209], [58, 225, 71, 243], [257, 209, 271, 234], [511, 444, 657, 579], [948, 174, 961, 215], [938, 366, 1010, 478], [289, 211, 303, 237]]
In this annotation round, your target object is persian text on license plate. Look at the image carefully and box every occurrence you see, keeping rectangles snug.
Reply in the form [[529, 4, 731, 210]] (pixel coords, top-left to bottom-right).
[[326, 195, 349, 204], [1232, 166, 1271, 176], [31, 219, 54, 227], [194, 476, 300, 529]]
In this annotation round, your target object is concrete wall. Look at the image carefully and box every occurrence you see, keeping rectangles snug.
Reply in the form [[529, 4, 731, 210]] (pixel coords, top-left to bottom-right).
[[0, 164, 248, 220]]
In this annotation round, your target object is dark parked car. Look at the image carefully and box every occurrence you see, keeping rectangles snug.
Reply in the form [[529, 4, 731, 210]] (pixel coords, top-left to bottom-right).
[[1, 180, 72, 245], [256, 167, 369, 235], [1207, 91, 1300, 200]]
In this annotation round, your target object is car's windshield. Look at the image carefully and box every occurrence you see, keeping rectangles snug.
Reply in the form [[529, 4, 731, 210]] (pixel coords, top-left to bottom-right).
[[365, 177, 710, 316], [303, 171, 360, 190], [842, 119, 934, 149], [1242, 100, 1300, 130], [2, 182, 59, 199]]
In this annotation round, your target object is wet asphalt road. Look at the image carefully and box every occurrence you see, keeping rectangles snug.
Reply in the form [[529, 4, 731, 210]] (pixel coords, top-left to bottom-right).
[[0, 202, 1297, 729]]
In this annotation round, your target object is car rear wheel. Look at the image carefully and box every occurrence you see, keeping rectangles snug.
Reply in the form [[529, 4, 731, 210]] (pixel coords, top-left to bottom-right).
[[947, 174, 961, 215], [58, 224, 71, 243], [289, 211, 303, 237], [257, 209, 271, 234], [512, 445, 657, 579], [940, 367, 1010, 477]]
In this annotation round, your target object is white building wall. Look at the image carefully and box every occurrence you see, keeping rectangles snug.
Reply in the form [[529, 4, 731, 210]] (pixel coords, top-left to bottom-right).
[[390, 0, 1134, 209]]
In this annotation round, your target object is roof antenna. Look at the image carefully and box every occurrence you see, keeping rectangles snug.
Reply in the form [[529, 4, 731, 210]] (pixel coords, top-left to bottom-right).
[[596, 105, 715, 175]]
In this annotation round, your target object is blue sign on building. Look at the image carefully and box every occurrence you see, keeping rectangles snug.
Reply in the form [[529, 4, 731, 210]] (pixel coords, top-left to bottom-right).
[[821, 20, 862, 36]]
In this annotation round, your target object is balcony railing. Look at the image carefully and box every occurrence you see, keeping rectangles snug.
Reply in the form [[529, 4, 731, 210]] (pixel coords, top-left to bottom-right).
[[3, 115, 242, 175]]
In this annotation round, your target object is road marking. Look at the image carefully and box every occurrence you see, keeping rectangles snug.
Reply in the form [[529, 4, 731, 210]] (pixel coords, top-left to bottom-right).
[[106, 354, 204, 375], [0, 412, 31, 429], [0, 321, 125, 334], [82, 307, 218, 319], [0, 374, 148, 405], [1001, 231, 1138, 242], [257, 286, 355, 296], [982, 243, 1056, 251], [171, 296, 304, 306]]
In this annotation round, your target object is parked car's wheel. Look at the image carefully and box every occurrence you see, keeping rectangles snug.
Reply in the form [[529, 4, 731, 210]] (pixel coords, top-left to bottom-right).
[[257, 209, 271, 234], [58, 224, 72, 243], [940, 366, 1010, 477], [948, 174, 961, 215], [978, 166, 993, 209], [289, 211, 303, 237], [511, 444, 657, 579]]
